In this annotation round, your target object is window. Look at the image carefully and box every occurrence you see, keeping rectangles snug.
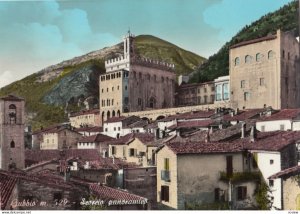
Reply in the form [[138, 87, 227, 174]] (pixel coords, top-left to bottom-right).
[[114, 127, 116, 131], [124, 97, 129, 105], [234, 57, 240, 66], [204, 95, 207, 104], [117, 85, 120, 90], [256, 53, 263, 62], [270, 159, 274, 165], [204, 88, 207, 93], [244, 92, 250, 101], [138, 98, 142, 106], [237, 186, 247, 200], [111, 146, 116, 155], [129, 148, 135, 157], [261, 125, 265, 132], [107, 88, 109, 92], [268, 50, 275, 59], [280, 124, 285, 131], [125, 85, 127, 90], [216, 85, 222, 101], [226, 156, 233, 177], [112, 99, 114, 105], [282, 50, 285, 59], [118, 127, 120, 131], [241, 80, 245, 88], [269, 180, 274, 187], [260, 78, 265, 86], [223, 83, 229, 100], [288, 52, 290, 60], [112, 87, 114, 91], [105, 128, 108, 132], [161, 186, 169, 202], [9, 104, 17, 124], [164, 158, 170, 170], [245, 55, 253, 63], [10, 140, 15, 148], [102, 89, 104, 93], [215, 188, 220, 202]]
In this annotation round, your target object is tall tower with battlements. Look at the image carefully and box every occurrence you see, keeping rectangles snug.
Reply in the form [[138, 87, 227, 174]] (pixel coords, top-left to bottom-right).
[[0, 95, 25, 170], [99, 32, 176, 124]]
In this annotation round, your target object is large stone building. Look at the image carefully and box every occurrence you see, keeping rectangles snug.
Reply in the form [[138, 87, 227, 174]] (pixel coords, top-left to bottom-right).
[[230, 29, 300, 110], [99, 32, 176, 123], [0, 95, 25, 170]]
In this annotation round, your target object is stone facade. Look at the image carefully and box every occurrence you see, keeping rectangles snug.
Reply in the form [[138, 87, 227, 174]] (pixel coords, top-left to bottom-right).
[[69, 109, 101, 128], [156, 146, 258, 209], [0, 95, 25, 170], [230, 30, 300, 110], [282, 176, 300, 210], [176, 82, 215, 106], [99, 32, 176, 124], [40, 128, 82, 150]]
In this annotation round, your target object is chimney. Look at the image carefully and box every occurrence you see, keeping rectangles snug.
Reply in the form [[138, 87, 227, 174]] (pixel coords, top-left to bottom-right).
[[230, 111, 234, 117], [250, 126, 257, 143], [241, 122, 245, 139], [205, 130, 210, 143]]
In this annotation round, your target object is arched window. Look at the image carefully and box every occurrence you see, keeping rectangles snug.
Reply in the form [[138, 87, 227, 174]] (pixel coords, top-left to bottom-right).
[[112, 110, 116, 117], [245, 55, 253, 63], [9, 104, 16, 124], [107, 111, 111, 119], [268, 50, 275, 59], [102, 112, 105, 123], [117, 110, 121, 117], [10, 140, 15, 148], [149, 97, 156, 108], [234, 57, 240, 66], [256, 53, 263, 62]]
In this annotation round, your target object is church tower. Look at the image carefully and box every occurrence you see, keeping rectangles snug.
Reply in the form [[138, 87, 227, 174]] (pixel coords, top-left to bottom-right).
[[0, 95, 25, 170]]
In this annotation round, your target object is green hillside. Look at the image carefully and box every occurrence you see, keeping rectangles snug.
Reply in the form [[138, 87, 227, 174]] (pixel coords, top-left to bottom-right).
[[190, 0, 298, 83], [0, 35, 205, 130], [134, 35, 205, 75]]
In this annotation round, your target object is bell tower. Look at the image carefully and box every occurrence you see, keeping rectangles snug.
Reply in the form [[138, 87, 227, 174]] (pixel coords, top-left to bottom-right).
[[123, 30, 135, 60], [0, 95, 25, 170]]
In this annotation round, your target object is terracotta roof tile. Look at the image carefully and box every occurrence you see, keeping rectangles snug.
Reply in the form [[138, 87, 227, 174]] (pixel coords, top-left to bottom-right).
[[269, 165, 300, 179], [105, 116, 127, 123], [75, 126, 103, 133], [79, 134, 114, 143], [90, 184, 147, 202], [164, 141, 245, 155], [168, 120, 213, 129], [223, 109, 266, 122], [159, 110, 215, 122], [0, 172, 17, 209], [260, 109, 300, 121]]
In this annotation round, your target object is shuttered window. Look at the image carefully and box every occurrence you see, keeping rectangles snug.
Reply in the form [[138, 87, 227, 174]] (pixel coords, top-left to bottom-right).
[[237, 186, 247, 200], [161, 185, 169, 202]]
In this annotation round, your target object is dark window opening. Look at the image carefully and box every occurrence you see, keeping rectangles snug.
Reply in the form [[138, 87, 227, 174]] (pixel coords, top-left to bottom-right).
[[226, 156, 233, 177], [10, 140, 15, 148], [161, 186, 169, 202], [237, 186, 247, 200]]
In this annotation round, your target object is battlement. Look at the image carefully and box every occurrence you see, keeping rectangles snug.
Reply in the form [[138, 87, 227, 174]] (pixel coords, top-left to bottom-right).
[[105, 55, 129, 67], [131, 57, 175, 71]]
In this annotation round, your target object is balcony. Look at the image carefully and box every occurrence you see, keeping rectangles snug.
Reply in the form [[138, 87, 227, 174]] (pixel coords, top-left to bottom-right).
[[161, 170, 171, 182]]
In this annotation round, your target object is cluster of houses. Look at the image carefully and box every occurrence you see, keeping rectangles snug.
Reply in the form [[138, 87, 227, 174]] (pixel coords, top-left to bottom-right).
[[14, 106, 298, 210]]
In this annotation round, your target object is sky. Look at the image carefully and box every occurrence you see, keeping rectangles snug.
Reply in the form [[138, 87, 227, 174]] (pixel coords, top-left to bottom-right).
[[0, 0, 294, 88]]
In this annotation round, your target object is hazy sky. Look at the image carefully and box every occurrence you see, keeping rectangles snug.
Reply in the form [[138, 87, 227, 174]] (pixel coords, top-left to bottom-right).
[[0, 0, 294, 88]]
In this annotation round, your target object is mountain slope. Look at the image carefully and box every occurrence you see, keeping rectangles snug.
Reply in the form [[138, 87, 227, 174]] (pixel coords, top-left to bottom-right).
[[0, 35, 205, 130], [189, 0, 298, 83]]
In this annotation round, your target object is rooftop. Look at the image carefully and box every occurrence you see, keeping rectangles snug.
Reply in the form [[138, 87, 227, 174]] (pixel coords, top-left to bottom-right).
[[159, 110, 215, 122], [0, 172, 17, 209], [164, 141, 245, 155], [70, 108, 100, 117], [230, 34, 277, 49], [90, 184, 147, 202], [75, 126, 103, 133], [79, 134, 114, 143], [269, 165, 300, 179], [0, 94, 24, 101], [223, 109, 266, 122], [259, 109, 300, 121], [168, 119, 213, 130]]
